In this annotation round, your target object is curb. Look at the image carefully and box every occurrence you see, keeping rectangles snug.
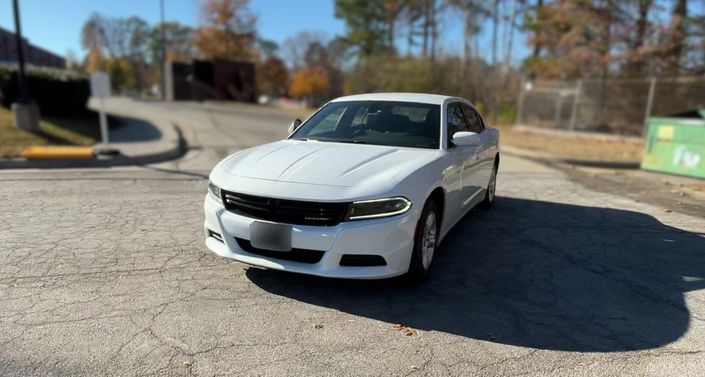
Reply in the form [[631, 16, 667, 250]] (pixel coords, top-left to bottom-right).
[[0, 125, 186, 169], [501, 145, 642, 170], [0, 99, 187, 170]]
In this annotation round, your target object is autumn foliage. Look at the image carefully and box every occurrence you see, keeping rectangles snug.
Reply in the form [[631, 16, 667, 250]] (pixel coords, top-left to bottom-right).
[[256, 56, 289, 96], [193, 0, 257, 61], [289, 68, 330, 100]]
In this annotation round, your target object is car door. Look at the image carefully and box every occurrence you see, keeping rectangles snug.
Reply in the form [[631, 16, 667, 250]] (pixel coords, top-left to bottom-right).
[[445, 102, 478, 217], [461, 104, 494, 193], [449, 103, 483, 207]]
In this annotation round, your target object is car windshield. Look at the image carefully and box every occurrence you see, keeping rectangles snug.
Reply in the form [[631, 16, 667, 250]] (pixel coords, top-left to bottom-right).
[[290, 101, 441, 149]]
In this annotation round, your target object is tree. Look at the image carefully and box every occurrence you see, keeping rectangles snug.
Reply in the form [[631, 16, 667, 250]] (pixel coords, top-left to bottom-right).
[[85, 47, 107, 73], [334, 0, 388, 57], [81, 13, 112, 56], [257, 39, 279, 59], [289, 67, 329, 104], [620, 0, 655, 76], [383, 0, 406, 52], [282, 31, 328, 69], [150, 22, 194, 62], [304, 41, 345, 98], [193, 0, 257, 61], [80, 13, 157, 91], [257, 56, 289, 96], [523, 0, 616, 79], [447, 0, 489, 63], [663, 0, 688, 75]]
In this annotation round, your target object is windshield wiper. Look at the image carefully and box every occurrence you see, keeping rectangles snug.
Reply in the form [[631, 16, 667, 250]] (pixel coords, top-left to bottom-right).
[[328, 139, 369, 144], [290, 138, 311, 141]]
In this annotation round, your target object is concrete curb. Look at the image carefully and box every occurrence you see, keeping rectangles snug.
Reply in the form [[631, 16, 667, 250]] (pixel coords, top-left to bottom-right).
[[501, 145, 642, 170], [0, 98, 186, 170]]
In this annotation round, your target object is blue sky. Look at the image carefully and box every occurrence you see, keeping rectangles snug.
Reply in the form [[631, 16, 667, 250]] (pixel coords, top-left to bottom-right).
[[0, 0, 345, 57], [0, 0, 526, 64]]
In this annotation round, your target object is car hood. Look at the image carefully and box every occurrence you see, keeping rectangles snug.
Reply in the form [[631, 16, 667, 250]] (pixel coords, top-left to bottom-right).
[[219, 140, 439, 188]]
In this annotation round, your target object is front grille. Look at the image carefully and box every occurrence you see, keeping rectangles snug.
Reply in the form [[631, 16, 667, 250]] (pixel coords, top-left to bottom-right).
[[340, 254, 387, 267], [235, 238, 324, 264], [222, 190, 350, 226]]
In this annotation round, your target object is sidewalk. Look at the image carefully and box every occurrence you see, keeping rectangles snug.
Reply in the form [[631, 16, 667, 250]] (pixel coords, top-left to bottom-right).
[[503, 143, 705, 217], [0, 97, 184, 169]]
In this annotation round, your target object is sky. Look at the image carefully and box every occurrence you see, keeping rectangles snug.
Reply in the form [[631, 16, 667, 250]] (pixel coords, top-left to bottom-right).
[[0, 0, 526, 64]]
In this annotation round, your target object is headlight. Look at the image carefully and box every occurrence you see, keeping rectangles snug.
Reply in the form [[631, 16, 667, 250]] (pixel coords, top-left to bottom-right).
[[208, 181, 222, 202], [347, 197, 412, 220]]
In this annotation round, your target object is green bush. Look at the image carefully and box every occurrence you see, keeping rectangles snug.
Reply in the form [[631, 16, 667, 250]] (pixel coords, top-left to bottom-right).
[[0, 66, 90, 117]]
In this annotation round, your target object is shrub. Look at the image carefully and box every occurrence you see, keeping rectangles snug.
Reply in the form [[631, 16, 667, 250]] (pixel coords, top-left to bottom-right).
[[0, 66, 91, 117]]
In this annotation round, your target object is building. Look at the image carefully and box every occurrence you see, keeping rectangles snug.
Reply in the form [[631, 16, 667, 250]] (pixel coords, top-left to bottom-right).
[[165, 59, 256, 102], [0, 27, 65, 69]]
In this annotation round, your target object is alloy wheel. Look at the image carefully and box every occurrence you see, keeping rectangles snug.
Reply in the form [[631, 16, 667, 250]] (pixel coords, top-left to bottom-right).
[[421, 211, 437, 270]]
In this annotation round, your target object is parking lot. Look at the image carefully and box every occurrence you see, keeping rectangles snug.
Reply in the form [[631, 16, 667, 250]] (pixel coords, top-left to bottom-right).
[[1, 103, 704, 376]]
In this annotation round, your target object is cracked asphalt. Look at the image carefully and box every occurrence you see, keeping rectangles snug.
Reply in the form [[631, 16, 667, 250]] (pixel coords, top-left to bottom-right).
[[1, 102, 705, 376]]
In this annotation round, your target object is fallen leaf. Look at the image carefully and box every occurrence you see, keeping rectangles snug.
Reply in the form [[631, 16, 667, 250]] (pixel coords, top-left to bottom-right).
[[393, 324, 418, 336]]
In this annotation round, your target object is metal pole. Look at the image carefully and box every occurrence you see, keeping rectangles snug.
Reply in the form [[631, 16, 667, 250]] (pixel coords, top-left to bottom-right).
[[643, 77, 657, 138], [554, 95, 563, 129], [12, 0, 29, 104], [516, 76, 526, 125], [160, 0, 166, 100], [568, 80, 582, 131], [99, 98, 109, 144]]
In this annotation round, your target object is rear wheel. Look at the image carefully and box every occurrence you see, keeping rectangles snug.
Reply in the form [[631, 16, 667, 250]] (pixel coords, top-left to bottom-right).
[[480, 160, 498, 210], [408, 200, 440, 281]]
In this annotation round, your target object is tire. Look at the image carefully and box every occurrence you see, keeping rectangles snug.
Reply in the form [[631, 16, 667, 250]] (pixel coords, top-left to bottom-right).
[[408, 200, 440, 281], [480, 159, 498, 210]]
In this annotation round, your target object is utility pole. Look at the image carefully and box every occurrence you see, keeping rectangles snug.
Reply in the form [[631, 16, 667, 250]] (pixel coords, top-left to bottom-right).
[[160, 0, 167, 100], [11, 0, 39, 132], [13, 0, 29, 104]]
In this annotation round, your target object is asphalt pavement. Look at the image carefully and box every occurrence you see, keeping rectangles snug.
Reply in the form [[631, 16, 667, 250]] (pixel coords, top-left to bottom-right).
[[1, 102, 704, 376]]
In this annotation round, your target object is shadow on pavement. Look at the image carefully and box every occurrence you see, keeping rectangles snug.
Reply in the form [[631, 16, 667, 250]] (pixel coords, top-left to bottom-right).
[[108, 116, 162, 142], [247, 197, 705, 352]]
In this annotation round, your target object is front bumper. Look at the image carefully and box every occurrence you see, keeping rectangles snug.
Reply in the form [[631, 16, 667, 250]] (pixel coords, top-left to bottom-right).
[[203, 194, 419, 279]]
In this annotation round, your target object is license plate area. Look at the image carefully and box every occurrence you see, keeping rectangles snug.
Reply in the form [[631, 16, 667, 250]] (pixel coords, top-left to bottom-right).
[[249, 221, 292, 251]]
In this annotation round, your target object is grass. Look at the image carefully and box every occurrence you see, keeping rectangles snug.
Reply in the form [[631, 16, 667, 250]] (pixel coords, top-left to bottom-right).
[[0, 107, 99, 157], [499, 125, 645, 162]]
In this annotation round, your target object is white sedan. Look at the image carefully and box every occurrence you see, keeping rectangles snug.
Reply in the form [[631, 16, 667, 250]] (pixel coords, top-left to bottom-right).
[[204, 93, 500, 279]]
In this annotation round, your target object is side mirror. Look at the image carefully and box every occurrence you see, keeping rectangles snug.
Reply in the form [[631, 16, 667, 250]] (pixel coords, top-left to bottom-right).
[[451, 131, 481, 147], [288, 119, 302, 134]]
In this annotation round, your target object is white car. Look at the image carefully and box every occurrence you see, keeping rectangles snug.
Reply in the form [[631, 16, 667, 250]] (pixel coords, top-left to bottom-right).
[[204, 93, 500, 279]]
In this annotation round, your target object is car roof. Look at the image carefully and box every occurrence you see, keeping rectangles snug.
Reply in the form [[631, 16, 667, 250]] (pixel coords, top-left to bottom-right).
[[330, 92, 467, 106]]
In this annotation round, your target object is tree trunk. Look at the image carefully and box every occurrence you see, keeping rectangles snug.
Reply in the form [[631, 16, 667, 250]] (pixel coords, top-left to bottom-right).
[[430, 0, 437, 61], [503, 0, 517, 70], [532, 0, 543, 60], [629, 0, 652, 76], [422, 0, 431, 57], [491, 0, 500, 66], [668, 0, 688, 75]]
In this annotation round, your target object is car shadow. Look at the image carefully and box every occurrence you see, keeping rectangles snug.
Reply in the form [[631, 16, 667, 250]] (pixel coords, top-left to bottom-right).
[[246, 197, 705, 352]]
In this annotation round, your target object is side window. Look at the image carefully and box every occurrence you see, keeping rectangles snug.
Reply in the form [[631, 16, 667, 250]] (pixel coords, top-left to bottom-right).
[[461, 104, 484, 133], [446, 103, 468, 139]]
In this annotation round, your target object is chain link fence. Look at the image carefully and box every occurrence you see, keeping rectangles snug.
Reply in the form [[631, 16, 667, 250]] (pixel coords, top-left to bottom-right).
[[517, 77, 705, 136]]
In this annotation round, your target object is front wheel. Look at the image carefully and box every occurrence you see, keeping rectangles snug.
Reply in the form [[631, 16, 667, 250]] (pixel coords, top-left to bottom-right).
[[480, 161, 498, 210], [408, 200, 440, 281]]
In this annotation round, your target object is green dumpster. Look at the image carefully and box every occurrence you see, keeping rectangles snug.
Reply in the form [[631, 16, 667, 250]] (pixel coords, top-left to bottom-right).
[[641, 109, 705, 179]]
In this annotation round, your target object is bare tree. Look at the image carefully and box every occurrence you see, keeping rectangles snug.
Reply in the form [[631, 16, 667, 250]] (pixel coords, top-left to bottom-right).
[[281, 31, 329, 69]]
